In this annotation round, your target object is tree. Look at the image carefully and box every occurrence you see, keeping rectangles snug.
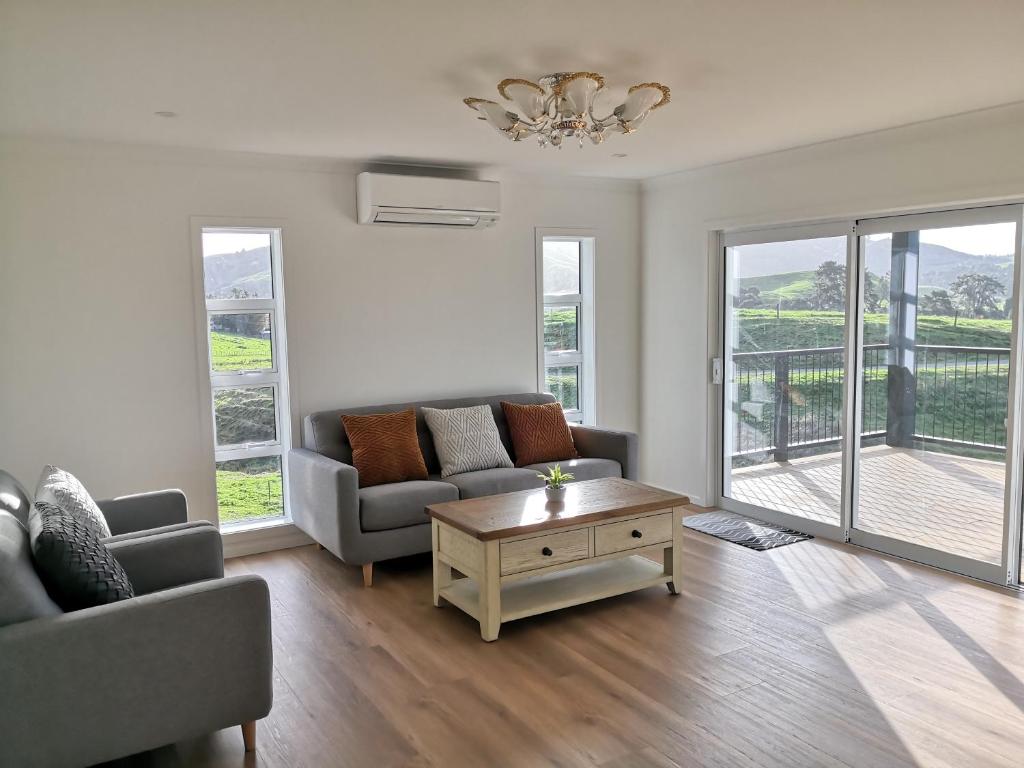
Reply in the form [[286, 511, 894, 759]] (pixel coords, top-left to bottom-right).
[[950, 273, 1004, 318], [813, 261, 846, 311], [737, 286, 763, 308], [864, 271, 889, 313], [919, 289, 956, 317]]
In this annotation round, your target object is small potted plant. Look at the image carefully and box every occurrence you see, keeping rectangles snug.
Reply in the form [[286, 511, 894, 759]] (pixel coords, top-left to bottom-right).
[[538, 464, 574, 502]]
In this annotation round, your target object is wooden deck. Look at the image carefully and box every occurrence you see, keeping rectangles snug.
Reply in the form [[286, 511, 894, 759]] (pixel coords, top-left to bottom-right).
[[729, 445, 1006, 563]]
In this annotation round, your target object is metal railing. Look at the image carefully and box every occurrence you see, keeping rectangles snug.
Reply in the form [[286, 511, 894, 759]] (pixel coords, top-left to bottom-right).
[[731, 343, 1011, 458]]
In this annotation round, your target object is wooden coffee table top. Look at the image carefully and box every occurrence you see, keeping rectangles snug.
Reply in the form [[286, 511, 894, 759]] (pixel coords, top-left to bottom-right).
[[426, 477, 689, 541]]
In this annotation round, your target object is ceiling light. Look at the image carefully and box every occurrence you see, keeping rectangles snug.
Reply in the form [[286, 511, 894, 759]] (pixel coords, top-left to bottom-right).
[[464, 72, 669, 149]]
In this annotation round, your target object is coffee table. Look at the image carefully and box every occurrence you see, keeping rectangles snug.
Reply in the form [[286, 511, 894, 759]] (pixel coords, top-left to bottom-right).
[[426, 477, 689, 641]]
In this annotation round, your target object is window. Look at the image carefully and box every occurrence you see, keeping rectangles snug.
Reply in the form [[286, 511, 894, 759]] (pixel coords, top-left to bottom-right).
[[537, 233, 596, 424], [199, 228, 291, 528]]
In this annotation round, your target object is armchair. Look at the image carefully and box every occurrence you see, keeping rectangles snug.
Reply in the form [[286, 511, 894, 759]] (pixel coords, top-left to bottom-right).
[[0, 472, 273, 768]]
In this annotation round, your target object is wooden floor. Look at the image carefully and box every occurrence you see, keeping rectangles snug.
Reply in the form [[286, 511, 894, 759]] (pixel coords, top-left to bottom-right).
[[107, 518, 1024, 768], [730, 444, 1006, 563]]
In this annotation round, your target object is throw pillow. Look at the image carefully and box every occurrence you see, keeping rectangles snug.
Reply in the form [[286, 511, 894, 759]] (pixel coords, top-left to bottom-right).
[[341, 409, 428, 488], [35, 465, 111, 540], [501, 401, 579, 467], [422, 405, 513, 478], [28, 501, 135, 611]]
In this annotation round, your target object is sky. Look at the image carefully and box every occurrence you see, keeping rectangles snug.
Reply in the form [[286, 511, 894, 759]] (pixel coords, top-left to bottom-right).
[[869, 222, 1016, 256], [201, 231, 271, 257]]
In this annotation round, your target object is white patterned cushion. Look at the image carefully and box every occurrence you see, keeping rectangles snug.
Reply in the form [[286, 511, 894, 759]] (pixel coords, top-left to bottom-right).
[[35, 465, 111, 540], [422, 405, 514, 478]]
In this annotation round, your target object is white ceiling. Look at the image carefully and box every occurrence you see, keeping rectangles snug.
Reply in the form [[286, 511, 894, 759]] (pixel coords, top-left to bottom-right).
[[3, 1, 1024, 179]]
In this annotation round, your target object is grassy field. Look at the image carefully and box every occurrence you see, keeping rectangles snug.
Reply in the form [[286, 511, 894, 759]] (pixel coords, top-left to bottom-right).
[[736, 309, 1012, 352], [216, 463, 283, 524], [210, 331, 272, 371]]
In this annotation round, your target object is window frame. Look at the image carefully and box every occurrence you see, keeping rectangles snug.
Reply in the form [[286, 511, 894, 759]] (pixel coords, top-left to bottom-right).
[[192, 223, 293, 530], [536, 229, 597, 425]]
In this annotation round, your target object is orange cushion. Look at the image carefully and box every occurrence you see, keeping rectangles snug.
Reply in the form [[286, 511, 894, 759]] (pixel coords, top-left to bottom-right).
[[341, 409, 428, 488], [500, 401, 578, 467]]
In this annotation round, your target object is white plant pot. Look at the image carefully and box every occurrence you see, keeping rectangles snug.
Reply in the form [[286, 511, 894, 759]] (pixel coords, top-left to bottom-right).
[[545, 485, 567, 502]]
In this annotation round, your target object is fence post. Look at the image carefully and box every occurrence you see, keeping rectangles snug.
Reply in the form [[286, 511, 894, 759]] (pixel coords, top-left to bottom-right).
[[774, 353, 791, 462]]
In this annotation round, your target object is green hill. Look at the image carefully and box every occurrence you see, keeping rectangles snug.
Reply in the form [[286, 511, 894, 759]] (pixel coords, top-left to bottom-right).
[[739, 270, 815, 301]]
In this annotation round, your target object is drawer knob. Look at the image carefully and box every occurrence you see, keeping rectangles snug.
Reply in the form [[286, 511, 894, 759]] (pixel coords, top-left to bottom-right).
[[541, 547, 553, 556], [631, 529, 643, 538]]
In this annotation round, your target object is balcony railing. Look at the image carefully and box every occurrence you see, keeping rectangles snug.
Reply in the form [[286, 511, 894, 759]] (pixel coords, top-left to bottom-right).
[[731, 343, 1011, 459]]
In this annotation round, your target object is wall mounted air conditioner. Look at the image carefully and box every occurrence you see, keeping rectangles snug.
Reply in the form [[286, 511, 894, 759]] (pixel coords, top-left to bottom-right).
[[356, 172, 500, 228]]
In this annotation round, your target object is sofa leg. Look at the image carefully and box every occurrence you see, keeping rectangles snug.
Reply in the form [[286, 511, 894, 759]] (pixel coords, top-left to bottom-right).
[[362, 562, 373, 588], [241, 720, 256, 752]]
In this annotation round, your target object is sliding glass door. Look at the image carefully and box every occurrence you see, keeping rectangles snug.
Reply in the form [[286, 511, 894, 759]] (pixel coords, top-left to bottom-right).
[[718, 206, 1024, 584], [849, 207, 1023, 582], [720, 224, 853, 537]]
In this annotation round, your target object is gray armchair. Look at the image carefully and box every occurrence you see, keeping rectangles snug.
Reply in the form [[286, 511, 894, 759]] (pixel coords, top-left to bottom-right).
[[0, 472, 273, 768]]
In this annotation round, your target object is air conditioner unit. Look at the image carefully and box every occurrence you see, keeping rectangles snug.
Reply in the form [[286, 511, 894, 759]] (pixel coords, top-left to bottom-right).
[[356, 172, 500, 228]]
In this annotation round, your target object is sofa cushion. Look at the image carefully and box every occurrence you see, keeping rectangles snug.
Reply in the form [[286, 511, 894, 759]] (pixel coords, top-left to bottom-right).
[[522, 458, 622, 482], [444, 468, 546, 500], [35, 465, 111, 539], [0, 511, 61, 627], [501, 401, 578, 467], [341, 409, 429, 488], [0, 470, 32, 527], [29, 501, 135, 611], [422, 405, 514, 478], [359, 480, 458, 532]]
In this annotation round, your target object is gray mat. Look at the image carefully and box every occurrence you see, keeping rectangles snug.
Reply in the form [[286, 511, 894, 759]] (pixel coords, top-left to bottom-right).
[[683, 511, 812, 551]]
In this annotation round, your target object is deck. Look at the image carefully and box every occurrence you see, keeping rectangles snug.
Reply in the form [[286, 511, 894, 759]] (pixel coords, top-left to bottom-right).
[[729, 444, 1006, 564]]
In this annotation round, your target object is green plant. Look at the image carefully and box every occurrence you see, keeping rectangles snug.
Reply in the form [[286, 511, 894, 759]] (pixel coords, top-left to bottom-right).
[[537, 464, 575, 489]]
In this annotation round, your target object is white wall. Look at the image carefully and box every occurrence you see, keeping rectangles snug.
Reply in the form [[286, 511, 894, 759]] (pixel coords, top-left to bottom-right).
[[641, 102, 1024, 504], [0, 138, 640, 528]]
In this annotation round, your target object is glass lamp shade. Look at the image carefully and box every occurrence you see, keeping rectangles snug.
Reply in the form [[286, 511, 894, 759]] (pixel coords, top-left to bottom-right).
[[560, 75, 601, 117], [617, 84, 667, 122], [612, 110, 649, 133], [468, 99, 520, 131], [501, 81, 546, 121]]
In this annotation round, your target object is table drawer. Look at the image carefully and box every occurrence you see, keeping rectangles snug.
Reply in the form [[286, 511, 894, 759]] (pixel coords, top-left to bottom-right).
[[594, 512, 673, 556], [500, 529, 590, 575]]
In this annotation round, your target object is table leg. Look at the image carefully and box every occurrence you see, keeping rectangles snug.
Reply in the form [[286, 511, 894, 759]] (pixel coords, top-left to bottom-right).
[[667, 506, 685, 595], [432, 520, 452, 607], [479, 539, 501, 641]]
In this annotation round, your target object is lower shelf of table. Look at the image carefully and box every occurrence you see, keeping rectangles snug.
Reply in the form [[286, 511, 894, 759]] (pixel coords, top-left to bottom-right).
[[439, 554, 669, 624]]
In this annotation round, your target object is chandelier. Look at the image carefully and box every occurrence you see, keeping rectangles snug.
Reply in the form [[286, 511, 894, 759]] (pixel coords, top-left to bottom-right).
[[463, 72, 670, 149]]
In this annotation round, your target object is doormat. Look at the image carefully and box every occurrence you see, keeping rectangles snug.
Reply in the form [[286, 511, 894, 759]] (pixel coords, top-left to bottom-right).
[[683, 511, 812, 551]]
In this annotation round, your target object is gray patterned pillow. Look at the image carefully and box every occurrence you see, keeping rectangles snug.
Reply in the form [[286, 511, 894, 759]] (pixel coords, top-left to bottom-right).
[[422, 405, 514, 478], [35, 465, 111, 540], [28, 501, 134, 611]]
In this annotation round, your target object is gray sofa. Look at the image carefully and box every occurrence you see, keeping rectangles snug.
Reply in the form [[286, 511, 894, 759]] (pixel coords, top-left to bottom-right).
[[289, 392, 637, 586], [0, 469, 273, 768]]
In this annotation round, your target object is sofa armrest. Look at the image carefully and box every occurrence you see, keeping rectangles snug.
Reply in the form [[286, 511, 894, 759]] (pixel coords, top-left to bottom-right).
[[287, 448, 360, 560], [0, 575, 272, 768], [105, 522, 224, 595], [570, 424, 639, 481], [96, 489, 188, 535]]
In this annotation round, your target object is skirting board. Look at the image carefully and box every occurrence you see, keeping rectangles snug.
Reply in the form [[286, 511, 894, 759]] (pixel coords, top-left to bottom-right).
[[223, 521, 312, 559]]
